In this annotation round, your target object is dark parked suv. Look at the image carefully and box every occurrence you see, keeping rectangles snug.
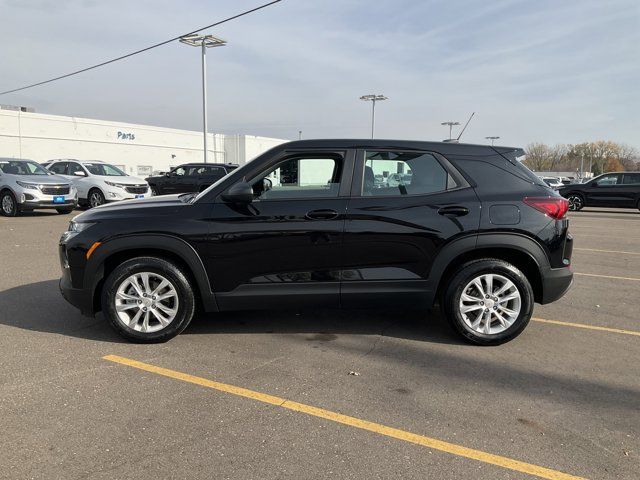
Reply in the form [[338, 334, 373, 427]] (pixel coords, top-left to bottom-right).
[[559, 172, 640, 211], [59, 140, 573, 345], [146, 162, 238, 196]]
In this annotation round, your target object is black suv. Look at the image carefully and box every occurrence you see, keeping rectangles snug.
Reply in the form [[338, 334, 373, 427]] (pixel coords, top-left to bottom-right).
[[559, 172, 640, 211], [59, 140, 573, 345], [146, 163, 238, 196]]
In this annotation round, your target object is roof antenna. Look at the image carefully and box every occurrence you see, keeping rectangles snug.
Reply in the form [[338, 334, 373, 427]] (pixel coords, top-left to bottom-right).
[[456, 112, 475, 142]]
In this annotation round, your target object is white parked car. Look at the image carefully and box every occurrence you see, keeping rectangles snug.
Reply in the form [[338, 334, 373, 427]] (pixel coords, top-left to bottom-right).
[[540, 176, 563, 189], [43, 159, 150, 208]]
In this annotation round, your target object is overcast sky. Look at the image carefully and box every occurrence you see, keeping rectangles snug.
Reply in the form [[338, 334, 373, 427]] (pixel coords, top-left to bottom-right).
[[1, 0, 639, 148]]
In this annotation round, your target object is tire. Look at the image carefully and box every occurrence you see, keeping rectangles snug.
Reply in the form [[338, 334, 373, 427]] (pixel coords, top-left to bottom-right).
[[101, 257, 196, 343], [567, 193, 584, 211], [88, 188, 105, 208], [1, 190, 18, 217], [150, 186, 159, 196], [56, 207, 75, 214], [442, 259, 534, 346]]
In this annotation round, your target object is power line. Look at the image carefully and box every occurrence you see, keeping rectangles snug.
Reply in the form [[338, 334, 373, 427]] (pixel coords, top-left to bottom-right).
[[0, 0, 282, 96]]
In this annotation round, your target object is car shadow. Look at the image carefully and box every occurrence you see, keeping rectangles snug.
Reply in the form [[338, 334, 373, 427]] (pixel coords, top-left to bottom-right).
[[0, 280, 462, 346]]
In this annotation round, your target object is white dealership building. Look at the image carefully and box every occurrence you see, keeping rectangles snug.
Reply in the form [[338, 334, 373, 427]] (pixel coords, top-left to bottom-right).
[[0, 105, 288, 177]]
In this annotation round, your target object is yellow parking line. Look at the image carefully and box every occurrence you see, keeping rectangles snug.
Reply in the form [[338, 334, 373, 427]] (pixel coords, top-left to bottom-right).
[[532, 318, 640, 337], [103, 354, 586, 480], [574, 272, 640, 282], [574, 247, 640, 256]]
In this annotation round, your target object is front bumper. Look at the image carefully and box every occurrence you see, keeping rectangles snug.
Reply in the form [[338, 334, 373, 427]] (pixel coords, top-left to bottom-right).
[[104, 188, 149, 202], [17, 189, 78, 209], [59, 244, 94, 315], [540, 266, 573, 304]]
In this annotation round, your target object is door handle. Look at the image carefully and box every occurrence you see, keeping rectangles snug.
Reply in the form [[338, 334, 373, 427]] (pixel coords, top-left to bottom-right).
[[305, 209, 339, 220], [438, 206, 470, 217]]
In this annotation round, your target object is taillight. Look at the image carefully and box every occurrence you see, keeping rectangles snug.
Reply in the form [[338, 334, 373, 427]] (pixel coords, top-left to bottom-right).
[[523, 196, 569, 220]]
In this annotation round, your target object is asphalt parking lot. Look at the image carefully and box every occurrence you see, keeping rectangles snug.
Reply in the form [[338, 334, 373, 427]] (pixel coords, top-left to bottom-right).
[[0, 208, 638, 480]]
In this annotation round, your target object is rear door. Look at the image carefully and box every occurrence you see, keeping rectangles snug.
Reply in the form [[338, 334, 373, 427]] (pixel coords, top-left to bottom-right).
[[620, 173, 640, 208], [194, 165, 226, 192], [586, 173, 624, 207], [341, 149, 480, 308]]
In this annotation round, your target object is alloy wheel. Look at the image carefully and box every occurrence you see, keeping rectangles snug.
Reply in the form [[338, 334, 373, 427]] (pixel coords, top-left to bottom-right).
[[90, 191, 104, 208], [2, 194, 14, 215], [459, 273, 521, 335], [567, 195, 583, 211], [114, 272, 179, 333]]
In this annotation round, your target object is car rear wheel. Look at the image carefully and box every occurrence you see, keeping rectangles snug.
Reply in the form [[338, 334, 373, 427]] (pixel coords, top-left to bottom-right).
[[1, 190, 18, 217], [88, 188, 105, 208], [567, 194, 584, 211], [101, 257, 196, 343], [443, 259, 534, 345]]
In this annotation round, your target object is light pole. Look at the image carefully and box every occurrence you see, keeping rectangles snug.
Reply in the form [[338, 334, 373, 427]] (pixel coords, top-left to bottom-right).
[[360, 94, 388, 139], [180, 34, 227, 163], [298, 130, 302, 140], [441, 121, 460, 140], [485, 136, 500, 146]]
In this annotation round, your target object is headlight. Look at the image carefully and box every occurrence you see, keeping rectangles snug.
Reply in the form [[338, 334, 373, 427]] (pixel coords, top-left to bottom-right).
[[68, 221, 95, 233], [105, 181, 125, 188], [61, 220, 96, 243], [16, 181, 39, 190]]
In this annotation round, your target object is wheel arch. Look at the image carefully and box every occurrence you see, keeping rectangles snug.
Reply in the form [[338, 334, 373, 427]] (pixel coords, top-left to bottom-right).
[[433, 233, 547, 305], [86, 234, 217, 314]]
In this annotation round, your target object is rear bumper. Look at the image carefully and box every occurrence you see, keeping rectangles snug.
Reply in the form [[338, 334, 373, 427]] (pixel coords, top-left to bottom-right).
[[539, 266, 573, 304]]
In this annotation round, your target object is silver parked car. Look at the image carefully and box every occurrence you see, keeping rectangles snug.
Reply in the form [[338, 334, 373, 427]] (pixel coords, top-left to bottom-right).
[[0, 158, 77, 216]]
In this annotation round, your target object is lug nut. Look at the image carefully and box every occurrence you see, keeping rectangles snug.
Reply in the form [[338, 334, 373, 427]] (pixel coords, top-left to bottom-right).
[[493, 306, 497, 310], [152, 296, 156, 300], [138, 300, 142, 304], [142, 307, 147, 312], [480, 301, 484, 305], [485, 309, 489, 313]]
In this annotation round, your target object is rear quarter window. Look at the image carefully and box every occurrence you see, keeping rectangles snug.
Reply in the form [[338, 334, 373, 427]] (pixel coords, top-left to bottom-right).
[[499, 150, 547, 186]]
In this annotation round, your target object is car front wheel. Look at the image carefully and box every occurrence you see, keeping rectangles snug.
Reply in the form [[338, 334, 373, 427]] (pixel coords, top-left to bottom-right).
[[101, 257, 196, 343], [567, 194, 584, 211], [1, 190, 18, 216], [443, 259, 534, 345], [88, 188, 105, 208]]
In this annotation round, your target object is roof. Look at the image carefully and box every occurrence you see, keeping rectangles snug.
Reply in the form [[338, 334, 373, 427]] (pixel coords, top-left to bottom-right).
[[276, 139, 520, 156]]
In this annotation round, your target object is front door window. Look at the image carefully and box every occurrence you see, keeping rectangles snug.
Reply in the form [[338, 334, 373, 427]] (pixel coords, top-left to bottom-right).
[[251, 156, 342, 200]]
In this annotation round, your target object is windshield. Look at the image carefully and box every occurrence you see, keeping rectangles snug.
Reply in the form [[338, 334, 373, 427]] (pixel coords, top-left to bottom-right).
[[0, 159, 50, 175], [83, 163, 126, 176]]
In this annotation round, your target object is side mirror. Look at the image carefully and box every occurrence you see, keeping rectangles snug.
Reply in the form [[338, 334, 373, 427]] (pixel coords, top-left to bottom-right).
[[222, 181, 254, 204], [73, 170, 86, 177], [262, 177, 272, 193]]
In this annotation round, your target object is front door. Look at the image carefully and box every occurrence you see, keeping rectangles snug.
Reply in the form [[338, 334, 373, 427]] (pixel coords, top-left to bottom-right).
[[585, 173, 623, 207], [341, 149, 481, 308], [203, 151, 354, 310], [163, 166, 192, 194]]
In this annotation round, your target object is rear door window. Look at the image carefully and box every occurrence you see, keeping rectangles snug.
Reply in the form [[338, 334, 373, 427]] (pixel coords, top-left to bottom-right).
[[622, 173, 640, 185], [362, 151, 454, 196]]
